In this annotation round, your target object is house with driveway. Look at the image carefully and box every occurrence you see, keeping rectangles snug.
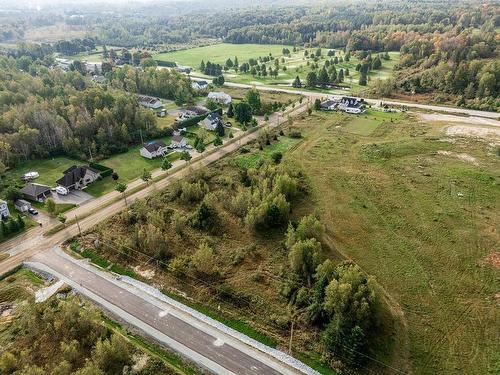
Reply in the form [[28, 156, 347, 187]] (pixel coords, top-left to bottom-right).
[[138, 95, 162, 109], [140, 140, 168, 159], [20, 183, 52, 202], [320, 99, 338, 111], [170, 135, 188, 149], [192, 80, 208, 90], [202, 112, 223, 131], [57, 165, 101, 191], [208, 92, 232, 105], [0, 199, 9, 219]]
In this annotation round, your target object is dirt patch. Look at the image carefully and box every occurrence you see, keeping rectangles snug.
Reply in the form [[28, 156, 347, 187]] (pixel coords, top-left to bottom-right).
[[437, 150, 479, 165], [445, 125, 500, 139], [133, 266, 155, 279], [481, 252, 500, 269], [420, 113, 500, 127]]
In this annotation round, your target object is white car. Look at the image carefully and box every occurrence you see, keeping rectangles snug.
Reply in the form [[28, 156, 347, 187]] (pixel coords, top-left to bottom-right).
[[55, 186, 69, 195]]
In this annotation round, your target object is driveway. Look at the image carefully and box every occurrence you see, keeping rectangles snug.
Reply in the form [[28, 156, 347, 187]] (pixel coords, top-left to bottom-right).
[[52, 190, 93, 205]]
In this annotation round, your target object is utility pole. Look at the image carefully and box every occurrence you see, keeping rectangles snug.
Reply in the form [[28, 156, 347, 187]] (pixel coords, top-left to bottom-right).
[[75, 215, 82, 237]]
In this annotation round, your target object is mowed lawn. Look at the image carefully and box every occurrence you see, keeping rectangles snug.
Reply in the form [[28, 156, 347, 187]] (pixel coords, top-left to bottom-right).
[[345, 109, 402, 136], [4, 157, 83, 187], [286, 111, 499, 375], [154, 43, 292, 67]]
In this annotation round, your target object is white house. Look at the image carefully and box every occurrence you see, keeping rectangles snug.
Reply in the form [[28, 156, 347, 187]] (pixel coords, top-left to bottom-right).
[[0, 199, 10, 219], [192, 80, 209, 90], [140, 140, 168, 159], [338, 96, 364, 114], [138, 95, 162, 109], [170, 135, 188, 148], [202, 113, 223, 131], [208, 92, 232, 105]]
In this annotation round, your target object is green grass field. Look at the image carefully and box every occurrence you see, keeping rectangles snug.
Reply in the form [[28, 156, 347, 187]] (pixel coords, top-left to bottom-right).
[[345, 109, 402, 136], [286, 111, 499, 375], [154, 43, 291, 67], [157, 43, 399, 95]]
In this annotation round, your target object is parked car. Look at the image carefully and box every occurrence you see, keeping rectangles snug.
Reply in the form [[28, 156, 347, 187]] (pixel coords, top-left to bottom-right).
[[55, 186, 69, 195], [28, 207, 38, 215]]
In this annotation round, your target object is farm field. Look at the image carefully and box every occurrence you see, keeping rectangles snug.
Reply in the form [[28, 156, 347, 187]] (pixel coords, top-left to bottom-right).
[[344, 109, 402, 136], [154, 43, 292, 67], [157, 43, 399, 95], [286, 110, 499, 375]]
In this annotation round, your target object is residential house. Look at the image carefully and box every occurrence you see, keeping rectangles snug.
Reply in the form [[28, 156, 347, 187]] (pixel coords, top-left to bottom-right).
[[320, 99, 338, 111], [192, 80, 208, 90], [140, 140, 168, 159], [57, 165, 101, 191], [0, 199, 9, 219], [202, 112, 223, 131], [338, 96, 364, 114], [20, 183, 52, 202], [208, 92, 232, 105], [138, 95, 162, 109], [157, 109, 167, 117], [14, 199, 32, 213], [173, 127, 187, 136], [170, 135, 188, 149], [175, 66, 191, 73]]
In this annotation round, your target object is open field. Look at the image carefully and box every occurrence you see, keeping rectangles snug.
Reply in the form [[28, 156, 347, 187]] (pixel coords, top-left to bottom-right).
[[161, 43, 399, 95], [345, 109, 403, 136], [24, 23, 94, 43], [286, 110, 499, 375], [155, 43, 292, 67]]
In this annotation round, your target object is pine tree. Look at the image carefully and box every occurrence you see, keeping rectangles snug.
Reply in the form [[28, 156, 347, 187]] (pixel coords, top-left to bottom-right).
[[292, 76, 302, 88], [359, 71, 368, 86], [17, 215, 25, 229], [227, 102, 234, 117], [318, 67, 329, 87], [200, 60, 205, 71]]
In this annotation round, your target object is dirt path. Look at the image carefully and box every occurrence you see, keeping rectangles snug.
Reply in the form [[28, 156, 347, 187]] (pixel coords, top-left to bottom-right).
[[417, 113, 500, 139]]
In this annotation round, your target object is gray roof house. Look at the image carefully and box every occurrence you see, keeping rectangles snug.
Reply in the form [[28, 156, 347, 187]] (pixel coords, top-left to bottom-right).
[[20, 183, 52, 202], [57, 166, 101, 191], [0, 199, 10, 219], [140, 140, 168, 159], [202, 112, 223, 131]]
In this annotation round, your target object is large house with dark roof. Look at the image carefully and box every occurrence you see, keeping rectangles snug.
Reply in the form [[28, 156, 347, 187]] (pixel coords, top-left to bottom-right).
[[140, 140, 168, 159], [202, 112, 223, 131], [56, 166, 101, 191], [20, 183, 52, 202]]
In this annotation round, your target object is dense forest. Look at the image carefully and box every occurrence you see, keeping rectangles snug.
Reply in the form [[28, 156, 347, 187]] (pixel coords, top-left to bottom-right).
[[0, 52, 193, 172]]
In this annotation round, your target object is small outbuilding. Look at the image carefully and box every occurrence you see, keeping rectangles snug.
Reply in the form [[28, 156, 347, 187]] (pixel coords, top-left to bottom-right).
[[14, 199, 32, 213]]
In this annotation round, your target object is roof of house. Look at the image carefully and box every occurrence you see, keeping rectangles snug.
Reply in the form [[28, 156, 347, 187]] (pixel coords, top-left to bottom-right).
[[171, 135, 185, 143], [20, 183, 51, 197], [321, 99, 336, 107], [185, 106, 208, 115], [206, 112, 222, 122], [138, 95, 161, 105], [57, 166, 99, 188], [341, 96, 362, 108], [15, 199, 31, 207], [143, 140, 167, 153], [208, 92, 231, 99]]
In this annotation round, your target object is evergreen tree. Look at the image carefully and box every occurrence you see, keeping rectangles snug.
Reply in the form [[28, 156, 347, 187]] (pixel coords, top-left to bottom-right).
[[318, 67, 329, 87], [359, 71, 368, 86], [292, 76, 302, 88], [17, 215, 25, 229], [306, 71, 317, 88], [200, 60, 205, 71], [227, 102, 234, 117]]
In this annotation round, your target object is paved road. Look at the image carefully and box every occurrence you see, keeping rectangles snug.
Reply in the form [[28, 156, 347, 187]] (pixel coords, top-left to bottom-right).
[[190, 76, 499, 119], [27, 248, 308, 375]]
